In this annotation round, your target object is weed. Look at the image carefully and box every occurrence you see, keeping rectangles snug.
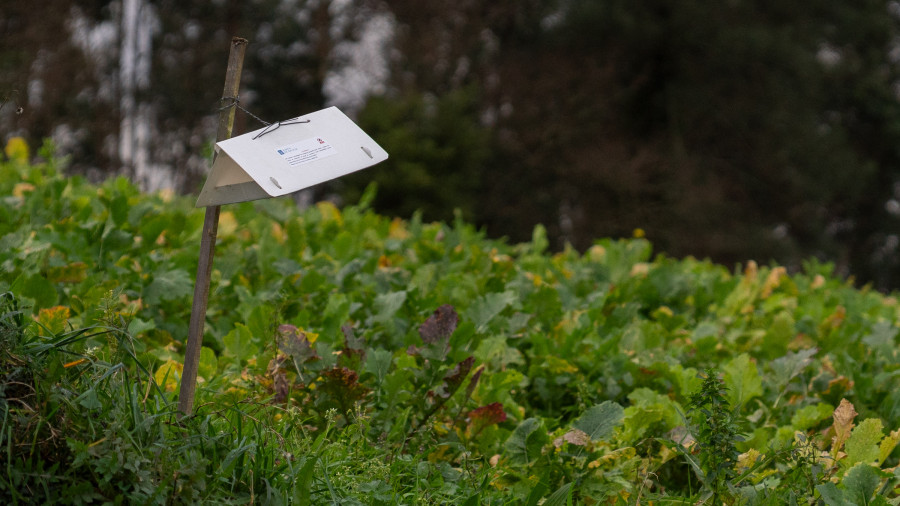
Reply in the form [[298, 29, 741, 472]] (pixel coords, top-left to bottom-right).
[[686, 368, 743, 503]]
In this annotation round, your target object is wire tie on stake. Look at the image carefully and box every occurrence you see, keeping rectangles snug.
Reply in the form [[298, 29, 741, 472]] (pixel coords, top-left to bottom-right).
[[217, 96, 274, 127], [217, 97, 310, 139]]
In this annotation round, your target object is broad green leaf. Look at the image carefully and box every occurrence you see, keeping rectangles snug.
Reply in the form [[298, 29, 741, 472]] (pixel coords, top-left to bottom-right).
[[323, 293, 351, 330], [761, 311, 794, 357], [222, 323, 254, 361], [723, 353, 762, 407], [364, 348, 393, 384], [815, 482, 845, 506], [628, 388, 682, 428], [572, 401, 624, 442], [247, 304, 275, 341], [843, 462, 881, 505], [791, 403, 833, 431], [198, 346, 218, 381], [109, 194, 129, 227], [480, 369, 526, 406], [504, 418, 548, 465], [670, 364, 701, 398], [474, 335, 523, 369], [769, 348, 817, 389], [467, 290, 517, 332], [126, 317, 155, 337], [542, 482, 573, 506], [373, 290, 407, 323], [144, 269, 193, 305], [531, 224, 549, 254], [862, 321, 897, 357], [845, 418, 884, 468], [101, 226, 133, 252], [621, 388, 682, 442], [13, 273, 57, 311], [77, 388, 103, 411]]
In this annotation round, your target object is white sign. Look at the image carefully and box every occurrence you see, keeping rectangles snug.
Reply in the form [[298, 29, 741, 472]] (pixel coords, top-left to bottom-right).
[[196, 106, 388, 207], [275, 137, 337, 167]]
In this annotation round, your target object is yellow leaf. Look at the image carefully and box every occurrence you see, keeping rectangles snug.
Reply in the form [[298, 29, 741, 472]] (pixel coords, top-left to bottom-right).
[[526, 272, 543, 287], [821, 306, 846, 331], [389, 217, 410, 239], [218, 211, 238, 238], [544, 355, 578, 374], [271, 222, 285, 244], [588, 447, 636, 469], [832, 398, 858, 456], [158, 188, 174, 203], [655, 306, 674, 318], [738, 448, 762, 471], [4, 137, 29, 162], [760, 266, 787, 299], [744, 260, 759, 280], [302, 330, 319, 344], [12, 182, 34, 197], [46, 262, 88, 284], [587, 245, 606, 263], [879, 429, 900, 465], [316, 201, 343, 225], [36, 306, 71, 335], [154, 360, 183, 392], [630, 263, 650, 277]]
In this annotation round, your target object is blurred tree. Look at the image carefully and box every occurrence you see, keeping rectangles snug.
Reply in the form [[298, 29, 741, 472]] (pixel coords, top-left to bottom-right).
[[351, 0, 900, 289], [337, 86, 491, 222], [532, 0, 900, 287], [5, 0, 900, 288], [0, 0, 373, 190]]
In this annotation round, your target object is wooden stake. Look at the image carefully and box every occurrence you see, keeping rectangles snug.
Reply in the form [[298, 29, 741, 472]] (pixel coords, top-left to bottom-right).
[[178, 37, 248, 417]]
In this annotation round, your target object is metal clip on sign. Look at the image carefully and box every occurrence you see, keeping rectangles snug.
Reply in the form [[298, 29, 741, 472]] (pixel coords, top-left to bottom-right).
[[252, 118, 311, 140]]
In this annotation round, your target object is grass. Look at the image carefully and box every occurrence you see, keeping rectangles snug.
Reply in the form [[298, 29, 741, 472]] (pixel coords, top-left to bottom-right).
[[0, 290, 504, 504]]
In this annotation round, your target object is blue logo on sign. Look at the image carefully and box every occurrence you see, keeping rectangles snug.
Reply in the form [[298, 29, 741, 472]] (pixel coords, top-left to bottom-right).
[[277, 150, 284, 155]]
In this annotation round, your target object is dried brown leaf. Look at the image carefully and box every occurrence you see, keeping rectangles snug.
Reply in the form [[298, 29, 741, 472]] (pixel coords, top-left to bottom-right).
[[277, 324, 318, 363], [563, 429, 591, 446], [832, 398, 858, 454]]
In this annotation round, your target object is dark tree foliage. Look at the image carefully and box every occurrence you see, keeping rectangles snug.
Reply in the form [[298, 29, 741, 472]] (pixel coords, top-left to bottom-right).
[[3, 0, 900, 288], [355, 0, 900, 289]]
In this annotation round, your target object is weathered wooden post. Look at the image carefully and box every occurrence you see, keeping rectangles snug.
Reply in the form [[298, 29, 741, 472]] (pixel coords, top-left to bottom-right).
[[178, 36, 248, 417]]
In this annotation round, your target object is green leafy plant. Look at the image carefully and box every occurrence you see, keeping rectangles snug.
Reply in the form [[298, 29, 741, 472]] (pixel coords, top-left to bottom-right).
[[6, 138, 900, 502]]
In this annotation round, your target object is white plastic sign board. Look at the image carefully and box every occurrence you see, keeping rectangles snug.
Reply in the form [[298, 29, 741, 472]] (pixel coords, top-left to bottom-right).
[[196, 106, 388, 207]]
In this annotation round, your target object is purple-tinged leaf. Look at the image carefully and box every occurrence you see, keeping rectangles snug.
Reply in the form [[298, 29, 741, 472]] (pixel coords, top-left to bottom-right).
[[419, 304, 458, 345]]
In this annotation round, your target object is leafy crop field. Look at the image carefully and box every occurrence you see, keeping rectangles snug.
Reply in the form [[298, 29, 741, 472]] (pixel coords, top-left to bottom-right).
[[4, 138, 900, 504]]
